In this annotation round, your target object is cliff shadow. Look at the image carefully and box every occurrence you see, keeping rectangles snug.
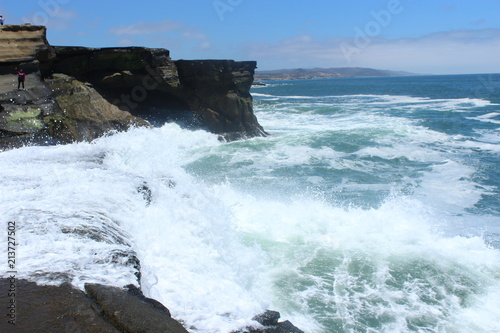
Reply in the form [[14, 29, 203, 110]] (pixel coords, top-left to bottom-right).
[[97, 87, 204, 130]]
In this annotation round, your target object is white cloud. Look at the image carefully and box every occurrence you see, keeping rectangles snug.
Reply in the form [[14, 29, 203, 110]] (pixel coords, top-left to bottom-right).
[[200, 41, 211, 49], [53, 8, 75, 20], [22, 6, 76, 31], [108, 20, 181, 36], [285, 34, 313, 43], [118, 39, 135, 46], [246, 29, 500, 74], [108, 20, 213, 56], [348, 29, 500, 73], [182, 30, 208, 40]]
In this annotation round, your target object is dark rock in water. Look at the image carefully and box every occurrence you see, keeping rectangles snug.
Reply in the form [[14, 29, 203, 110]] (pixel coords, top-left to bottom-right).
[[234, 310, 305, 333], [137, 181, 153, 205], [0, 279, 189, 333], [253, 310, 281, 326], [125, 284, 171, 315], [247, 320, 305, 333], [109, 249, 142, 283], [85, 283, 188, 333], [274, 320, 305, 333]]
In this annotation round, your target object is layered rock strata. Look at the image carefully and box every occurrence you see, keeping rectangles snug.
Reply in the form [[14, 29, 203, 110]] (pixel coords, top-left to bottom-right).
[[0, 24, 55, 64]]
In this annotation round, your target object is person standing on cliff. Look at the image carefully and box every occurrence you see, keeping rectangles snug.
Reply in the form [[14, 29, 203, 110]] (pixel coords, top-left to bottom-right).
[[16, 68, 26, 89], [0, 16, 4, 25]]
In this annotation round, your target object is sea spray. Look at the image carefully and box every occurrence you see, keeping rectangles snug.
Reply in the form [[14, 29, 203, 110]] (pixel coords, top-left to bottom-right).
[[1, 75, 499, 333]]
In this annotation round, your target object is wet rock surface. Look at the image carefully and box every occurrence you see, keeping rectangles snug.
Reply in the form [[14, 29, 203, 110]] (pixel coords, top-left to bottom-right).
[[84, 283, 189, 333], [0, 279, 304, 333], [0, 279, 188, 333], [0, 279, 120, 333], [234, 310, 305, 333]]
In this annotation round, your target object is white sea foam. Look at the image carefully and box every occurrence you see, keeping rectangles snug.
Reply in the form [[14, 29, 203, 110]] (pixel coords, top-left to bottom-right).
[[0, 126, 271, 332], [104, 125, 499, 332], [255, 93, 496, 116], [474, 129, 500, 144], [2, 80, 500, 333], [1, 124, 499, 333], [251, 92, 280, 101], [468, 112, 500, 124], [415, 160, 491, 211], [252, 82, 292, 88], [337, 94, 496, 110], [452, 139, 500, 153], [222, 189, 500, 333], [0, 143, 143, 288]]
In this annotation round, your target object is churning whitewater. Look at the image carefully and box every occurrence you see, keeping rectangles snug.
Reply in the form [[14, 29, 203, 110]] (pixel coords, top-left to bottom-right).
[[1, 74, 500, 332]]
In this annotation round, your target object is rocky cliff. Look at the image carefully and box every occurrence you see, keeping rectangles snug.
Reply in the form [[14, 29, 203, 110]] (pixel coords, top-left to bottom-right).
[[0, 25, 266, 150], [0, 24, 55, 64], [0, 25, 306, 333]]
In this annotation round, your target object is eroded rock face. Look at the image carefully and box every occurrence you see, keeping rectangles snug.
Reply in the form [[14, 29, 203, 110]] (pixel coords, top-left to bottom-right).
[[175, 60, 266, 138], [0, 72, 150, 149], [52, 47, 267, 139], [0, 25, 266, 149], [46, 73, 150, 142]]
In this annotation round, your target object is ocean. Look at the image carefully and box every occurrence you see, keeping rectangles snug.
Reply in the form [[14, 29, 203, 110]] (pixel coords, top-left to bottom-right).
[[1, 74, 499, 332]]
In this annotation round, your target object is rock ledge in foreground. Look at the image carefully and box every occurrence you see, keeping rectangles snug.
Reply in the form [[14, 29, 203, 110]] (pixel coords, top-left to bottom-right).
[[0, 279, 187, 333]]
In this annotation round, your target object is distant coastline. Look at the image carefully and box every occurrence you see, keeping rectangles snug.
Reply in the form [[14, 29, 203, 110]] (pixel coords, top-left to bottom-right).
[[254, 67, 419, 81]]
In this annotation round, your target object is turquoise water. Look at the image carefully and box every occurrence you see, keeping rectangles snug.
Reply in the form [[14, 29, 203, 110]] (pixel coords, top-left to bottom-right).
[[1, 74, 499, 332], [188, 74, 500, 332]]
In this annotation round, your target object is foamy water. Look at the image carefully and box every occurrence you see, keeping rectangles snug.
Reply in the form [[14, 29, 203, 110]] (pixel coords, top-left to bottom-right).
[[1, 75, 500, 332]]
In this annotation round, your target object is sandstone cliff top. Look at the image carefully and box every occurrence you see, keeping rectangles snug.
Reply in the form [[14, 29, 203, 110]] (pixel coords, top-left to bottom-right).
[[0, 25, 50, 62]]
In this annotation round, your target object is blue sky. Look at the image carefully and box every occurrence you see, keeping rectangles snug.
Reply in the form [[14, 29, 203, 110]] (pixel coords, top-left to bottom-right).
[[1, 0, 499, 74]]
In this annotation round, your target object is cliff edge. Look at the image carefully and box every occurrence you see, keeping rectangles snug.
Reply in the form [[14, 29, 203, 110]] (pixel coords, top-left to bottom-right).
[[0, 25, 266, 150]]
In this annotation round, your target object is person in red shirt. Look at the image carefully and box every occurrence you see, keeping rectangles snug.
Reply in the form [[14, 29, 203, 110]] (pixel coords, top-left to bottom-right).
[[16, 68, 26, 89]]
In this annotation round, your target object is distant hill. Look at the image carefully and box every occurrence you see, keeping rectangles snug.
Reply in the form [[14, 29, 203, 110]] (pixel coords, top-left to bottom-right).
[[254, 67, 417, 81]]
